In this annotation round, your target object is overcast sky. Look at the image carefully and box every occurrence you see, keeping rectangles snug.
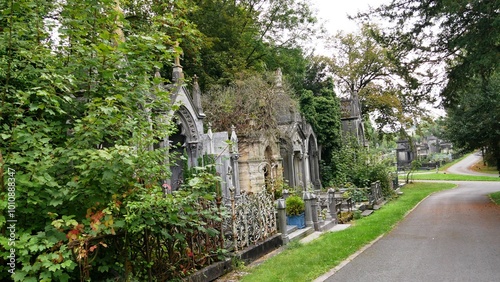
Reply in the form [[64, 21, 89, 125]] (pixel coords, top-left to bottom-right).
[[312, 0, 389, 34], [310, 0, 391, 55]]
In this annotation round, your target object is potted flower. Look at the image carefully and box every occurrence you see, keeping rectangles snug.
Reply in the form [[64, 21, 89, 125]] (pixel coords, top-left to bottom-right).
[[285, 195, 306, 229]]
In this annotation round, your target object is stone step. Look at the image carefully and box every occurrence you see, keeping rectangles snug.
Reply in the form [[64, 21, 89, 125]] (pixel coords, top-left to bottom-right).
[[288, 226, 314, 242], [355, 203, 367, 211], [361, 210, 374, 217], [319, 219, 337, 232], [286, 225, 297, 235]]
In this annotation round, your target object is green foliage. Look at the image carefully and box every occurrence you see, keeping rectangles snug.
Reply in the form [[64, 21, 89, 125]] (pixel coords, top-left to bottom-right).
[[349, 188, 369, 203], [299, 88, 342, 183], [182, 153, 218, 193], [201, 72, 297, 136], [327, 25, 427, 132], [353, 210, 362, 220], [405, 159, 422, 183], [330, 137, 393, 197], [118, 174, 225, 281], [0, 0, 207, 280], [285, 195, 305, 216], [183, 0, 322, 90], [443, 71, 500, 169], [363, 0, 500, 107]]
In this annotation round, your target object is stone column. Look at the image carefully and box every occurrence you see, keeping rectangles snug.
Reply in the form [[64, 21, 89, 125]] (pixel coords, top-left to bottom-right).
[[282, 189, 290, 200], [311, 193, 320, 231], [304, 191, 313, 227], [277, 199, 289, 245], [310, 151, 321, 189], [290, 153, 296, 187], [303, 152, 311, 189], [328, 188, 338, 223], [301, 152, 308, 190]]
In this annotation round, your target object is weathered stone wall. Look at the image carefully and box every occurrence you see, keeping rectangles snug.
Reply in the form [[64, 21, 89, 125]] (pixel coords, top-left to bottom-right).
[[237, 136, 282, 194]]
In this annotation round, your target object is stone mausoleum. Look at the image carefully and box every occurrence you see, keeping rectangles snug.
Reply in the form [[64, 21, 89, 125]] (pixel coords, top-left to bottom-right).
[[161, 63, 321, 196]]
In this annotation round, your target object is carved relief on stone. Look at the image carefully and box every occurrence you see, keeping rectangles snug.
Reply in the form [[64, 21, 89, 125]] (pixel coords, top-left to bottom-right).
[[177, 105, 199, 143]]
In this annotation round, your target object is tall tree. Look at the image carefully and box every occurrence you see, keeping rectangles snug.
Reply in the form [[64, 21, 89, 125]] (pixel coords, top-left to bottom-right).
[[182, 0, 323, 90], [360, 0, 500, 106], [360, 0, 499, 168], [301, 55, 335, 95], [443, 72, 500, 171], [327, 25, 433, 132]]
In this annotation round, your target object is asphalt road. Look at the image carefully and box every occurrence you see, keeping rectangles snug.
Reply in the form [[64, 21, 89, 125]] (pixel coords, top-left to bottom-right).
[[446, 152, 498, 177], [319, 156, 500, 282]]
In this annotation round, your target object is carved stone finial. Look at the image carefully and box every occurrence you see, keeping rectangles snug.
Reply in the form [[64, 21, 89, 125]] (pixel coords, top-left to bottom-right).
[[275, 68, 283, 88], [174, 41, 181, 66], [172, 41, 184, 82], [192, 73, 204, 116], [207, 123, 213, 138]]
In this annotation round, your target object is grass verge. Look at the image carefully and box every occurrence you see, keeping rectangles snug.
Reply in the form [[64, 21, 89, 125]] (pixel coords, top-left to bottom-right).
[[489, 192, 500, 205], [469, 160, 498, 174], [240, 182, 456, 282], [411, 173, 500, 181]]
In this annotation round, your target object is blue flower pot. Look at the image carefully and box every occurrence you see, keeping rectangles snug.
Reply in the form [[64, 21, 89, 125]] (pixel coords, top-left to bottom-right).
[[287, 213, 306, 229]]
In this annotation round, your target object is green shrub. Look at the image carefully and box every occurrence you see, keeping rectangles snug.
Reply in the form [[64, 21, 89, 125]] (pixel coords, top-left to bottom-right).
[[342, 191, 351, 199], [350, 188, 369, 202], [330, 137, 394, 198], [353, 210, 362, 220], [285, 195, 305, 216]]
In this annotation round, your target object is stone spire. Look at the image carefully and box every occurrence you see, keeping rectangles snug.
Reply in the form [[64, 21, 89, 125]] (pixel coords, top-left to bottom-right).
[[275, 68, 283, 88], [207, 122, 214, 154], [229, 125, 238, 154], [192, 74, 205, 116], [154, 67, 164, 90], [172, 42, 184, 83]]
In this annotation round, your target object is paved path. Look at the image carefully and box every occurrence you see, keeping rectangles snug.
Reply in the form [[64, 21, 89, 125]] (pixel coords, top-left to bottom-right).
[[446, 152, 497, 177], [318, 154, 500, 282]]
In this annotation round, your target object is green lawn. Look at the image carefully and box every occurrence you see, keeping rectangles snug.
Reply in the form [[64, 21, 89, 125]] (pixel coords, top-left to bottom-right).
[[489, 192, 500, 205], [410, 172, 500, 181], [240, 182, 456, 282]]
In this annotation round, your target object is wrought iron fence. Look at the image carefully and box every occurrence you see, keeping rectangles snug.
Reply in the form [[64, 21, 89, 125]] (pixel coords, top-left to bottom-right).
[[68, 196, 225, 282], [67, 189, 277, 281], [223, 189, 277, 251]]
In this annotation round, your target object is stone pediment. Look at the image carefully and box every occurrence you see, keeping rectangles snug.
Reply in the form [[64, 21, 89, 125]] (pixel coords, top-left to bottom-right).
[[170, 84, 205, 120]]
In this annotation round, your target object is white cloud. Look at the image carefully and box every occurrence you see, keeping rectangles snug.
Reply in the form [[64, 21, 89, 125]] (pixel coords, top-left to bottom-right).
[[312, 0, 390, 34]]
